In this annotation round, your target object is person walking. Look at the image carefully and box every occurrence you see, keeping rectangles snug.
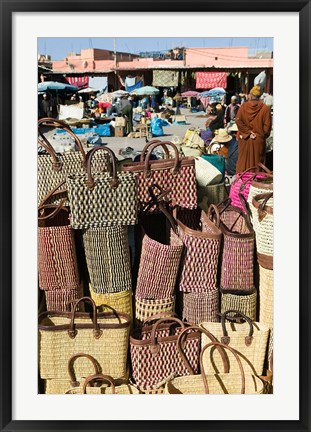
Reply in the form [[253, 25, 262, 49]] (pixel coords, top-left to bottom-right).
[[235, 85, 272, 172]]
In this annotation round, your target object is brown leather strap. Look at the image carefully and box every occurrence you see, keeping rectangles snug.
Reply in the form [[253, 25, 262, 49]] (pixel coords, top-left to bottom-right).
[[67, 353, 101, 387], [141, 311, 177, 326], [207, 204, 221, 228], [85, 146, 119, 189], [144, 141, 180, 178], [257, 162, 272, 174], [38, 200, 68, 221], [220, 310, 254, 346], [68, 297, 102, 339], [140, 140, 170, 161], [252, 192, 273, 220], [82, 374, 116, 394], [38, 136, 63, 171], [149, 317, 185, 355], [200, 341, 246, 394], [38, 117, 87, 164], [176, 325, 228, 375]]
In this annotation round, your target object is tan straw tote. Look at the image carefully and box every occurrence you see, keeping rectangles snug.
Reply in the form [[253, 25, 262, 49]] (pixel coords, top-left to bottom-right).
[[38, 297, 131, 380], [200, 310, 270, 376], [165, 328, 264, 394], [66, 373, 140, 394], [89, 285, 133, 319], [44, 352, 102, 394], [221, 289, 257, 321]]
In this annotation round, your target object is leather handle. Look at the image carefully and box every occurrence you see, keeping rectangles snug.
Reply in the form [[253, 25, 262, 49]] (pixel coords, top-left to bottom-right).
[[238, 193, 253, 228], [85, 146, 119, 190], [38, 199, 68, 221], [38, 136, 62, 171], [67, 353, 101, 387], [38, 117, 87, 164], [140, 140, 170, 161], [252, 192, 273, 220], [68, 297, 102, 339], [176, 325, 229, 375], [144, 141, 180, 178], [220, 310, 254, 346], [82, 373, 116, 394], [149, 317, 185, 356], [257, 162, 272, 174], [207, 204, 221, 228], [141, 311, 177, 326], [200, 341, 246, 394], [239, 162, 272, 191]]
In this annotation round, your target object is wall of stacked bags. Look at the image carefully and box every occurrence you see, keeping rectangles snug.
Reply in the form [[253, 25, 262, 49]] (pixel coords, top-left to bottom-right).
[[38, 118, 273, 395]]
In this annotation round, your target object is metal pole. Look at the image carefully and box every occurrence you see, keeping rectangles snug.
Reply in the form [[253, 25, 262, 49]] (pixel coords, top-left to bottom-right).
[[114, 37, 117, 90]]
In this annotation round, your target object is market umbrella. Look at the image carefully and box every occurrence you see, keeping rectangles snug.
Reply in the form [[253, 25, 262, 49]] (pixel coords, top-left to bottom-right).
[[131, 86, 160, 96], [199, 87, 226, 97], [38, 81, 78, 93], [112, 90, 129, 97], [181, 91, 199, 97], [78, 87, 98, 94]]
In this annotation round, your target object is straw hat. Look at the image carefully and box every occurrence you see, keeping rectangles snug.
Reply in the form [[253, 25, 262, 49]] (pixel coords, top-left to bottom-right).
[[211, 128, 233, 144]]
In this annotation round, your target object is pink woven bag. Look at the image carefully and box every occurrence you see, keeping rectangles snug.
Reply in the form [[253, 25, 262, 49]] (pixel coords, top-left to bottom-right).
[[229, 163, 272, 211]]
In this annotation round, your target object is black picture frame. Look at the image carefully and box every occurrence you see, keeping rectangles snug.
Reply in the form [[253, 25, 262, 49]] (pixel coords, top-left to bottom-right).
[[1, 1, 310, 431]]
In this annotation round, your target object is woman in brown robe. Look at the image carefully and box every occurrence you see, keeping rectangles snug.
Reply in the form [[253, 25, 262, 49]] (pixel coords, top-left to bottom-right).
[[235, 85, 272, 172]]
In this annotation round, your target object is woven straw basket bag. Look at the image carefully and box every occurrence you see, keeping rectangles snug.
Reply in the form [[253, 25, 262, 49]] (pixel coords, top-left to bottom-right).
[[89, 285, 133, 319], [38, 118, 108, 206], [211, 201, 255, 293], [221, 289, 257, 321], [252, 192, 273, 270], [164, 327, 264, 394], [66, 373, 140, 394], [82, 225, 132, 294], [182, 290, 219, 325], [197, 182, 228, 209], [130, 317, 201, 392], [135, 297, 175, 326], [200, 310, 270, 376], [259, 265, 273, 329], [176, 208, 222, 293], [121, 141, 197, 211], [44, 352, 103, 394], [67, 146, 138, 229], [38, 297, 131, 380]]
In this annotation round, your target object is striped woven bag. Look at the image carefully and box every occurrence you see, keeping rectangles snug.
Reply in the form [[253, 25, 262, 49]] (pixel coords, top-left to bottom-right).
[[121, 141, 197, 211], [38, 184, 82, 311], [38, 117, 108, 206], [229, 163, 272, 212], [176, 207, 222, 293], [67, 146, 138, 229], [251, 192, 273, 270], [82, 225, 132, 294], [220, 289, 257, 321], [130, 317, 201, 391], [210, 200, 255, 293], [135, 297, 176, 326], [182, 290, 219, 324], [135, 201, 183, 300]]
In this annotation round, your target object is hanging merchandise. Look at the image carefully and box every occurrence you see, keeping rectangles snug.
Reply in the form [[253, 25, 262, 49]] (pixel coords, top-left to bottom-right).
[[66, 76, 89, 90], [39, 297, 131, 381], [67, 146, 138, 229], [38, 118, 109, 206], [130, 317, 201, 391], [121, 141, 197, 211], [89, 76, 108, 93], [196, 72, 227, 89], [152, 70, 179, 87], [200, 310, 270, 376]]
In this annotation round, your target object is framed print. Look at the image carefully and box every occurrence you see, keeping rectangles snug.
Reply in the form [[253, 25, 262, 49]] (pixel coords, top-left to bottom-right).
[[1, 0, 310, 431]]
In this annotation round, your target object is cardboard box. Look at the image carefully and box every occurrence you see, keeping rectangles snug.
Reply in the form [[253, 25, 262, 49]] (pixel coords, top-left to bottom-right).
[[115, 117, 126, 127], [114, 126, 124, 137], [172, 115, 186, 123]]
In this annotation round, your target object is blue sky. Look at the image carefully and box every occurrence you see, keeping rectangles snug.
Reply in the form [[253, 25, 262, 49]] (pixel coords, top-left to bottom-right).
[[38, 37, 273, 60]]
